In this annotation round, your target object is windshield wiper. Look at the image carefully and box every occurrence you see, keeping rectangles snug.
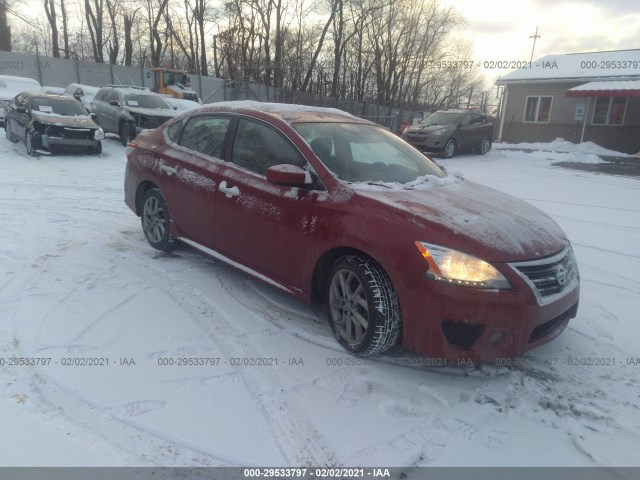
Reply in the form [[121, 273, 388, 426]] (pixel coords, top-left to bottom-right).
[[367, 181, 392, 188]]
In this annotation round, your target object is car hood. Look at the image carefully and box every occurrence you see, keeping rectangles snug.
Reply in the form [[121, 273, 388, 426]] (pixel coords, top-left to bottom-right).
[[124, 107, 176, 118], [31, 112, 98, 128], [405, 124, 453, 134], [353, 180, 567, 262]]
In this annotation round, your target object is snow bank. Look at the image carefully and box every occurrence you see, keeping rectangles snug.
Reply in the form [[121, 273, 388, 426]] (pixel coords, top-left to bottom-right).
[[494, 138, 632, 158]]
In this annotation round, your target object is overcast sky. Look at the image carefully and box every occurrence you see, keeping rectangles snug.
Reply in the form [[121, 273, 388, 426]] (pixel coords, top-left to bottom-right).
[[444, 0, 640, 82]]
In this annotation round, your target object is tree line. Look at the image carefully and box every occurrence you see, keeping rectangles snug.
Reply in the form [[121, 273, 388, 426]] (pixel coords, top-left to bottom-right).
[[4, 0, 489, 111]]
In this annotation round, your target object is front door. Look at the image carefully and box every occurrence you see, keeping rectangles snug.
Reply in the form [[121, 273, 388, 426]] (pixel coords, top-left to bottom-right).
[[213, 117, 320, 289]]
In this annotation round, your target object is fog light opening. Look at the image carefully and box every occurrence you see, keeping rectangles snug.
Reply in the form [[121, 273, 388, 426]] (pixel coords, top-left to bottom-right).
[[490, 331, 504, 347]]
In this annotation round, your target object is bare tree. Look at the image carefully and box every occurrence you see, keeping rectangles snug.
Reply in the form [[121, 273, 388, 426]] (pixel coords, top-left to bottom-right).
[[43, 0, 60, 57]]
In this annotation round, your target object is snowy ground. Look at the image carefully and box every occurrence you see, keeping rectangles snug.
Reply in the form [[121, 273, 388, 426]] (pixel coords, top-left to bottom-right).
[[1, 134, 639, 469]]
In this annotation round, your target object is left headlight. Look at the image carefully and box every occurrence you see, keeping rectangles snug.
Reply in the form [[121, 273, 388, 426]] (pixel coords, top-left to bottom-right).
[[430, 128, 447, 136], [94, 128, 105, 140], [415, 241, 511, 289]]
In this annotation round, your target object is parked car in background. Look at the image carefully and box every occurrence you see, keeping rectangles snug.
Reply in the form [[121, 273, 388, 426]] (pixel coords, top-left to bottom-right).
[[91, 85, 177, 146], [402, 109, 494, 158], [63, 83, 100, 113], [4, 92, 104, 156], [0, 75, 43, 127], [124, 101, 579, 362], [43, 86, 66, 95], [162, 96, 202, 113]]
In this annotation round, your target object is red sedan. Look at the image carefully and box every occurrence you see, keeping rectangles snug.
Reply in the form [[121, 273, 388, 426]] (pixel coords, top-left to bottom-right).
[[124, 101, 579, 363]]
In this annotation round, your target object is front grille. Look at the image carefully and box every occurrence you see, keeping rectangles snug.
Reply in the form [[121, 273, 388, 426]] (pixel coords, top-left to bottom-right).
[[441, 320, 485, 349], [510, 246, 578, 304], [46, 125, 93, 140], [529, 302, 578, 343]]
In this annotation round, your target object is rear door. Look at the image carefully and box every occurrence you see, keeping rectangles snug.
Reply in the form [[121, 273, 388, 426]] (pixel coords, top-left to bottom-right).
[[213, 117, 320, 289], [159, 114, 231, 246]]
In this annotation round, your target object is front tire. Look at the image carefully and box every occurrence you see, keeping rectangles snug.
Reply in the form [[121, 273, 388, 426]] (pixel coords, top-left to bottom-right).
[[443, 138, 456, 159], [25, 129, 38, 156], [119, 122, 132, 147], [140, 188, 176, 252], [325, 255, 401, 356], [88, 141, 102, 155]]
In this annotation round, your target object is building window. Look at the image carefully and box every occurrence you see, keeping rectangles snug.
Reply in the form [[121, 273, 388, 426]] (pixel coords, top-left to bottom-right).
[[524, 96, 552, 123], [592, 97, 627, 125]]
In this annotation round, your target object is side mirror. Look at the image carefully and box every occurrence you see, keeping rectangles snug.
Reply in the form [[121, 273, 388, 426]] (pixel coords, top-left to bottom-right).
[[17, 106, 27, 114], [90, 112, 97, 120], [173, 106, 178, 110], [109, 100, 120, 107], [266, 164, 308, 187]]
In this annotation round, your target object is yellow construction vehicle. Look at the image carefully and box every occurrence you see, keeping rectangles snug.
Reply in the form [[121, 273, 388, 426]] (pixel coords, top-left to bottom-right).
[[149, 68, 199, 102]]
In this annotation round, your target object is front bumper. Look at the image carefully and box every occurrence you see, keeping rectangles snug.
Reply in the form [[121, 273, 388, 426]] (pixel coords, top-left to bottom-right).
[[402, 132, 446, 152], [390, 254, 580, 363], [41, 135, 98, 149]]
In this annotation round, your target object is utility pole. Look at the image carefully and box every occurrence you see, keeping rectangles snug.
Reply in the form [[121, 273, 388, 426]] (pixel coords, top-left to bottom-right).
[[529, 26, 541, 63]]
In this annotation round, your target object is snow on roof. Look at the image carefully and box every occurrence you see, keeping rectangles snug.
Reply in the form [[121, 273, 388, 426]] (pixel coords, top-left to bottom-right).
[[497, 49, 640, 84], [566, 80, 640, 97], [208, 100, 360, 121], [0, 75, 43, 100]]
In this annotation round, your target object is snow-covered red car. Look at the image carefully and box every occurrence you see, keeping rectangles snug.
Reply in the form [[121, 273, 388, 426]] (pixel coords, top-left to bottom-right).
[[124, 101, 580, 362]]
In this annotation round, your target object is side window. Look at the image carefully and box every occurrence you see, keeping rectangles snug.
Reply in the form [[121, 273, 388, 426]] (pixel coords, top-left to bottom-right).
[[230, 119, 306, 176], [178, 115, 230, 159], [471, 113, 485, 124], [460, 114, 471, 126], [165, 120, 183, 144]]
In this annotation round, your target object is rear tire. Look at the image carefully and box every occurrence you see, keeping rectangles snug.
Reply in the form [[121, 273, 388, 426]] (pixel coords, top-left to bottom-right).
[[5, 120, 18, 143], [478, 136, 491, 155], [325, 255, 401, 356], [140, 188, 176, 252]]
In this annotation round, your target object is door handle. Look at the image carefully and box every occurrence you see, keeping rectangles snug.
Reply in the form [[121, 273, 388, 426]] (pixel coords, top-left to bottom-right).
[[219, 180, 240, 198], [160, 164, 178, 175]]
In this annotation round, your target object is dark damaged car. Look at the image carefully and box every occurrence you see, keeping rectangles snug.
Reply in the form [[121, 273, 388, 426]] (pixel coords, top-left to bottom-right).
[[4, 92, 104, 156], [91, 86, 177, 146]]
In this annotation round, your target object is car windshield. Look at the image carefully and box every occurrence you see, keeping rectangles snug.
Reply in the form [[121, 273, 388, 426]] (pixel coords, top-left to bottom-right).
[[124, 94, 171, 110], [294, 123, 446, 183], [420, 111, 462, 126], [31, 97, 88, 116]]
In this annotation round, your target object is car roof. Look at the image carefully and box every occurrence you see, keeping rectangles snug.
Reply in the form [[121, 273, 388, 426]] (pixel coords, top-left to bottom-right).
[[200, 100, 374, 125], [432, 108, 486, 115], [0, 75, 42, 86]]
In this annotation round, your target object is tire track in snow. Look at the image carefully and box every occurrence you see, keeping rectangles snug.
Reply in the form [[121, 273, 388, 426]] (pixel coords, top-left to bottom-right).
[[131, 256, 342, 466]]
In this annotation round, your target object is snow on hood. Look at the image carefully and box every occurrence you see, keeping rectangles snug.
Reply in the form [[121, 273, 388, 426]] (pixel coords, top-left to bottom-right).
[[31, 111, 98, 128], [353, 179, 567, 262], [125, 106, 176, 118]]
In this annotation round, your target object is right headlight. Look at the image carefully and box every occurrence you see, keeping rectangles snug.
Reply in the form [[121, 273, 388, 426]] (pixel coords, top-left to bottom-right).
[[415, 241, 511, 289]]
